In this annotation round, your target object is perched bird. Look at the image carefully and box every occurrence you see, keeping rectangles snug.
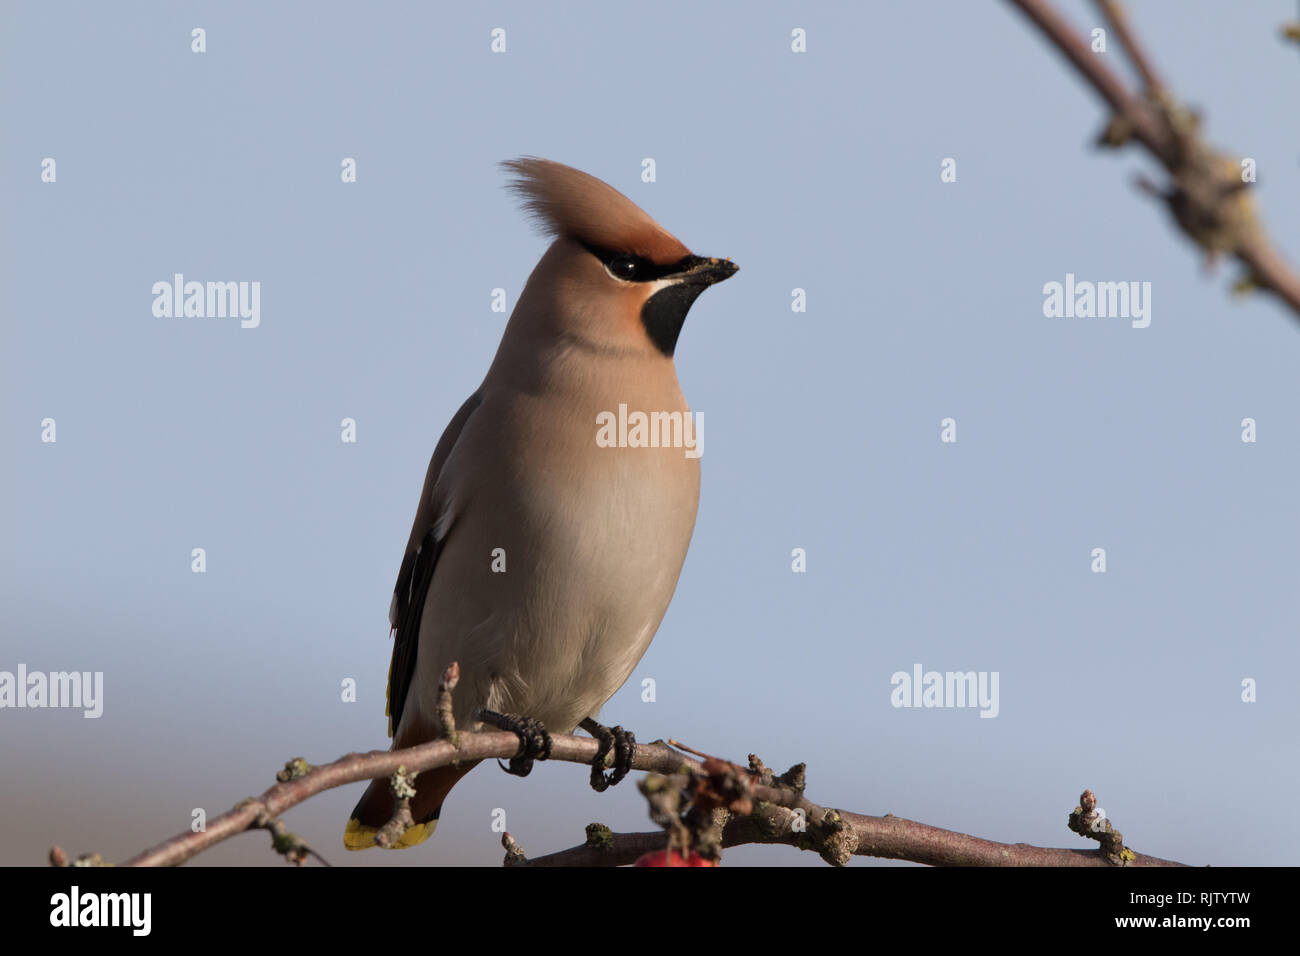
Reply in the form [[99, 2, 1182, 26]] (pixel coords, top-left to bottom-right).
[[344, 157, 737, 850]]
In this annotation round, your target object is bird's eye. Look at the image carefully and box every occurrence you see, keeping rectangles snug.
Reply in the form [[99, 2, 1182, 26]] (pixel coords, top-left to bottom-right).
[[609, 256, 639, 280]]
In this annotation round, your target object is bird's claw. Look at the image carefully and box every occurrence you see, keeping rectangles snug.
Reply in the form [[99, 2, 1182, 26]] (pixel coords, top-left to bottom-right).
[[583, 719, 636, 792], [480, 710, 552, 777]]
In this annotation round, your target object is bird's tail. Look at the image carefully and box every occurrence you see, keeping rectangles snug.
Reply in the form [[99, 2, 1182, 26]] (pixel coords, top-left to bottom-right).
[[343, 762, 478, 851]]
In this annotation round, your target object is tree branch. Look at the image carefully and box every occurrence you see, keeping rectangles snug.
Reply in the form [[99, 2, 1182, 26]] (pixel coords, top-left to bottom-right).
[[515, 812, 1185, 868], [85, 732, 1185, 867], [1095, 0, 1164, 94], [1006, 0, 1300, 322], [48, 664, 1188, 867], [505, 755, 1187, 868], [114, 731, 695, 867]]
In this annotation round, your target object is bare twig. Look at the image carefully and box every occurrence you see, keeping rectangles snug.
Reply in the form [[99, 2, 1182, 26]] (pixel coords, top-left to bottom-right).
[[519, 746, 1184, 869], [252, 808, 331, 867], [1095, 0, 1163, 93], [114, 731, 698, 867], [1006, 0, 1300, 321], [1067, 788, 1136, 865], [437, 661, 460, 746], [501, 831, 528, 866], [520, 807, 1186, 868], [372, 766, 418, 850]]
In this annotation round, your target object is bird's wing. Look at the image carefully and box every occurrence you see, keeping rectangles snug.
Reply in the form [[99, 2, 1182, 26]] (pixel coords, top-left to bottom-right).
[[386, 391, 483, 738]]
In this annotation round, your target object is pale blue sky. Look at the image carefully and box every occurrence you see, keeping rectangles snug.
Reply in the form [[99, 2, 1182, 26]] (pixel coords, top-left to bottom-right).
[[3, 1, 1298, 866]]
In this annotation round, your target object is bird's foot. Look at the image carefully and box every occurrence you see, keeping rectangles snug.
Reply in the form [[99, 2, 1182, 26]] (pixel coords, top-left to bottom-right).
[[478, 710, 552, 777], [579, 717, 636, 792]]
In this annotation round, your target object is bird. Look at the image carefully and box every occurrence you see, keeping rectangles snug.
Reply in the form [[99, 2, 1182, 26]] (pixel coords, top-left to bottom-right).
[[344, 157, 737, 850]]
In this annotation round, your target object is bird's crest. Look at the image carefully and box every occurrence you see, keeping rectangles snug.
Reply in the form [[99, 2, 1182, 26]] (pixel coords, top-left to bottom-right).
[[502, 157, 692, 266]]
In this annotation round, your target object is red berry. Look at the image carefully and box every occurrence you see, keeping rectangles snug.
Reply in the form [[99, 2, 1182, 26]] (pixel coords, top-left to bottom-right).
[[633, 849, 718, 867]]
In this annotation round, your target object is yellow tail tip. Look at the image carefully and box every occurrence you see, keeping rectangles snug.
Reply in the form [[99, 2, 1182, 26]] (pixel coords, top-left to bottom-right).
[[343, 816, 437, 851]]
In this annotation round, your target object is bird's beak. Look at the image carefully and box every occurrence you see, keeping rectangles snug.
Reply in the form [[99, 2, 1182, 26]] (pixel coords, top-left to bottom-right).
[[673, 256, 739, 287]]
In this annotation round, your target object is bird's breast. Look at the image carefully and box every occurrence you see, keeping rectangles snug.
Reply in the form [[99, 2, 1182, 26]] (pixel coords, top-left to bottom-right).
[[467, 377, 701, 726]]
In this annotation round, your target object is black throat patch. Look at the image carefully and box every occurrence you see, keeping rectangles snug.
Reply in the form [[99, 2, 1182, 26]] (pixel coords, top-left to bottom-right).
[[641, 282, 707, 357]]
